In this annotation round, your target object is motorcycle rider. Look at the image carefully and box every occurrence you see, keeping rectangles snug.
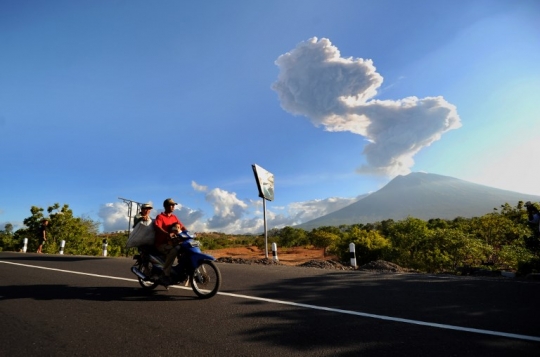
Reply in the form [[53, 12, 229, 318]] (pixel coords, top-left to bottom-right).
[[154, 198, 187, 285]]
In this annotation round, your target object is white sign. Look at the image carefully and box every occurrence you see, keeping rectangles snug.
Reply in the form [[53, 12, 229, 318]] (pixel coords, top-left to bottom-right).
[[252, 164, 274, 201]]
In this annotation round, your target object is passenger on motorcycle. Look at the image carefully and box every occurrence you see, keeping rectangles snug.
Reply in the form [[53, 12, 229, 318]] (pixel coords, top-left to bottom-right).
[[133, 203, 153, 228], [154, 198, 188, 285], [169, 223, 185, 243]]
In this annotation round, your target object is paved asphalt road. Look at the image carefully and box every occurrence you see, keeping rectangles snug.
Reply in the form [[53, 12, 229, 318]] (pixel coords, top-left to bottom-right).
[[0, 252, 539, 356]]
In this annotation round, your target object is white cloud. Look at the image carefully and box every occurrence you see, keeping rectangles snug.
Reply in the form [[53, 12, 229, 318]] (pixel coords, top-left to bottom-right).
[[192, 181, 208, 192], [98, 202, 130, 232], [272, 37, 461, 177], [98, 187, 363, 234], [98, 202, 158, 232], [205, 188, 249, 230], [153, 186, 257, 233], [287, 195, 365, 225], [174, 204, 205, 228], [186, 186, 363, 233]]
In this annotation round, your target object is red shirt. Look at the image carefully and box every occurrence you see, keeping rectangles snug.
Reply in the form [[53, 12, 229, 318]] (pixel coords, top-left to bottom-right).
[[153, 212, 185, 247]]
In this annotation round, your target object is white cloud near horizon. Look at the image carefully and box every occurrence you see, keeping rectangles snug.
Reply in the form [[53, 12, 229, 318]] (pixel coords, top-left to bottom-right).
[[98, 184, 363, 234], [98, 202, 131, 232], [286, 195, 366, 225], [272, 37, 461, 176], [204, 188, 250, 230]]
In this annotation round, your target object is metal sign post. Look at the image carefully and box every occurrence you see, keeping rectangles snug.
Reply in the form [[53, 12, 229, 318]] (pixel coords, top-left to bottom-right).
[[252, 164, 274, 259], [263, 198, 268, 258]]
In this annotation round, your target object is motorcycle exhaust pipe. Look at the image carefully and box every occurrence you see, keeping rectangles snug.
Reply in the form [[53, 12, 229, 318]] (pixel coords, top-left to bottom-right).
[[131, 266, 147, 280]]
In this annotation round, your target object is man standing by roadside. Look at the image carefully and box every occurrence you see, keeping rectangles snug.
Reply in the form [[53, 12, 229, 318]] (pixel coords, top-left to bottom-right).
[[525, 201, 540, 239], [36, 219, 49, 254], [154, 198, 187, 285]]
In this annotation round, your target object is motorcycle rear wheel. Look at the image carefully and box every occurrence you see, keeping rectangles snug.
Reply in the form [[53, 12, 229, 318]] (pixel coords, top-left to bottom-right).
[[137, 262, 159, 290], [190, 260, 221, 299]]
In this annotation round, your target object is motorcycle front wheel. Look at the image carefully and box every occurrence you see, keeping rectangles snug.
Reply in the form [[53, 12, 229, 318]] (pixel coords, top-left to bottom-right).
[[190, 260, 221, 299]]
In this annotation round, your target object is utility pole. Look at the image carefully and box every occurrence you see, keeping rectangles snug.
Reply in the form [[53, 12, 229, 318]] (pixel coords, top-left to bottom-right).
[[118, 197, 144, 256], [118, 197, 144, 235]]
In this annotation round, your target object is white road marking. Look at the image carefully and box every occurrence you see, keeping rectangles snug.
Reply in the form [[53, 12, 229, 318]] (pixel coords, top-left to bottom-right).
[[2, 260, 539, 342]]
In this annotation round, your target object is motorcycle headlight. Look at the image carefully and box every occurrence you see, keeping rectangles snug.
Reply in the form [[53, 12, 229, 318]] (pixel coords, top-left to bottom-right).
[[189, 240, 201, 248]]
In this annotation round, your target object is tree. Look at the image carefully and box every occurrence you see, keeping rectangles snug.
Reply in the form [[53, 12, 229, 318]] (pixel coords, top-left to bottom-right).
[[3, 223, 13, 234], [427, 218, 449, 230], [0, 223, 17, 251], [469, 211, 512, 247], [12, 205, 48, 252], [18, 203, 100, 254], [386, 217, 429, 269], [332, 226, 390, 265], [308, 229, 339, 257], [416, 229, 489, 273], [376, 219, 395, 238], [348, 227, 390, 265], [277, 226, 309, 248], [464, 210, 529, 267], [499, 244, 535, 271]]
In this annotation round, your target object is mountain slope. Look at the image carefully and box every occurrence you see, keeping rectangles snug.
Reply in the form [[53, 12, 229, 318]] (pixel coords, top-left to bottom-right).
[[296, 172, 540, 230]]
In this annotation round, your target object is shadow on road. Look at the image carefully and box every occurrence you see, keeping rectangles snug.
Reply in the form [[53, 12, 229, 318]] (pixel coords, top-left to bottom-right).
[[0, 283, 196, 302], [0, 253, 107, 262], [232, 271, 540, 356]]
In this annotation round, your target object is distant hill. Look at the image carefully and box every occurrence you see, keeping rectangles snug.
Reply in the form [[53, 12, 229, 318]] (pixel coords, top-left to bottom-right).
[[296, 172, 540, 230]]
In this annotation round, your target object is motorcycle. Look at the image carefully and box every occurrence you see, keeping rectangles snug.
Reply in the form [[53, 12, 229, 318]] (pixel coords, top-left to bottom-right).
[[130, 231, 221, 299]]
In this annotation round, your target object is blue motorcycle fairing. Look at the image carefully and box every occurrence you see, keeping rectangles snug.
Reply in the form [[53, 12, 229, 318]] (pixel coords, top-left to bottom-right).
[[189, 251, 215, 268], [178, 239, 215, 268]]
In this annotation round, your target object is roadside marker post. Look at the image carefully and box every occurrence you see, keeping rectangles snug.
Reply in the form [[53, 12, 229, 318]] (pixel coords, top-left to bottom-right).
[[22, 238, 28, 253], [349, 243, 357, 267], [102, 239, 108, 257], [59, 240, 65, 255], [272, 242, 279, 262]]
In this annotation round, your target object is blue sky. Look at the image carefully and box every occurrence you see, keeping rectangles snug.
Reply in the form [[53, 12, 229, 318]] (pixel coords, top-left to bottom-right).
[[1, 0, 539, 234]]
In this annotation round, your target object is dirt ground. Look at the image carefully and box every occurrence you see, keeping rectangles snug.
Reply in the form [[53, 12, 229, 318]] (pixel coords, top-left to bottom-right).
[[205, 246, 338, 266]]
